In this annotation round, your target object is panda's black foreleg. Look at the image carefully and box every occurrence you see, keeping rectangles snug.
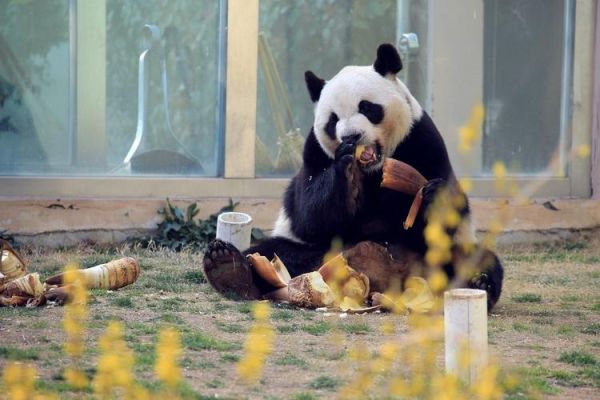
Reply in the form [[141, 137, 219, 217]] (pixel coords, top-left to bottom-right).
[[290, 135, 363, 243]]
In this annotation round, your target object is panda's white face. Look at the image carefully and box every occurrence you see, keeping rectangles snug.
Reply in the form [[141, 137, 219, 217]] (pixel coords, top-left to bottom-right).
[[309, 55, 422, 172]]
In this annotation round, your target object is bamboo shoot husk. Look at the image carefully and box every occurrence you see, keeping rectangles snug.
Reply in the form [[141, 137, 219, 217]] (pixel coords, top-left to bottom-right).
[[0, 240, 27, 284], [0, 272, 44, 297], [247, 253, 289, 289], [381, 158, 428, 195]]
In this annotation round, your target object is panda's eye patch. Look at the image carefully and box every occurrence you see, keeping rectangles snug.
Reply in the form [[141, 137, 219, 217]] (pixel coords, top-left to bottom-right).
[[358, 100, 384, 124], [325, 112, 339, 140]]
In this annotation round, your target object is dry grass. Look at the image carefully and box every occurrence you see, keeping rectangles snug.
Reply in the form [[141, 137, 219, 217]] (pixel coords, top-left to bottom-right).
[[0, 237, 599, 399]]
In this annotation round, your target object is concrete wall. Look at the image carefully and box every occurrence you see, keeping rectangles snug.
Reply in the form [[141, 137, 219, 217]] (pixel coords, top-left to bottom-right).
[[1, 197, 599, 248]]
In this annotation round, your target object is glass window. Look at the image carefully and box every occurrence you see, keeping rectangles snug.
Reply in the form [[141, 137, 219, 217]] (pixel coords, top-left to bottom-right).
[[254, 0, 575, 179], [0, 0, 70, 175], [106, 0, 224, 176], [482, 0, 573, 175], [0, 0, 224, 177], [0, 0, 587, 198], [255, 0, 401, 177]]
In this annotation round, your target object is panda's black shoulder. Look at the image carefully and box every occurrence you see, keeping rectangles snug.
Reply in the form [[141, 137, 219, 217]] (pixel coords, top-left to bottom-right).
[[392, 111, 455, 181]]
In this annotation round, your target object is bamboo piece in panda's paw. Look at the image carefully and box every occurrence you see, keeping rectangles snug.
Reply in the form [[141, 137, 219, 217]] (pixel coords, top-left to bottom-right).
[[45, 257, 140, 290], [381, 158, 428, 195]]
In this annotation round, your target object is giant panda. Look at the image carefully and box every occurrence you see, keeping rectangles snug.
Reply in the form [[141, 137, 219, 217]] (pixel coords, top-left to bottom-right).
[[204, 43, 503, 310]]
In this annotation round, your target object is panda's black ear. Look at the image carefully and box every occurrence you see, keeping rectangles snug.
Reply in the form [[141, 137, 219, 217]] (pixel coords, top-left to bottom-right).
[[305, 70, 325, 102], [374, 43, 403, 76]]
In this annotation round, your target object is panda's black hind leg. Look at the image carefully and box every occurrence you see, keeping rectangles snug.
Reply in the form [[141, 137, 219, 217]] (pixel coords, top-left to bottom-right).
[[202, 239, 262, 300], [466, 249, 504, 312]]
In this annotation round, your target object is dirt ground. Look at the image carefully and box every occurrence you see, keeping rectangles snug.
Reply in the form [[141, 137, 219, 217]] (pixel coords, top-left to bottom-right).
[[0, 236, 599, 399]]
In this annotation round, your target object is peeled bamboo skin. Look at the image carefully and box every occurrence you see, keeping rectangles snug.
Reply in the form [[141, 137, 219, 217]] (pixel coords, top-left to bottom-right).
[[0, 240, 27, 284]]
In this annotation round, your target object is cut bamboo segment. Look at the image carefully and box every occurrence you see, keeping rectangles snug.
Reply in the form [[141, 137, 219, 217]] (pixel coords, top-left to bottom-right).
[[288, 271, 335, 308], [381, 158, 428, 195], [45, 257, 140, 290]]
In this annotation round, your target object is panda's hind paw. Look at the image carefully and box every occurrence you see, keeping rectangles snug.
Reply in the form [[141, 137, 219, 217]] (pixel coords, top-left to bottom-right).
[[469, 272, 491, 292], [203, 239, 261, 300], [467, 271, 498, 311]]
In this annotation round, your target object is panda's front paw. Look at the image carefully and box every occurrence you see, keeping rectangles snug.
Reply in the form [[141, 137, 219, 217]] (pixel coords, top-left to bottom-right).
[[334, 139, 358, 175], [335, 136, 358, 163]]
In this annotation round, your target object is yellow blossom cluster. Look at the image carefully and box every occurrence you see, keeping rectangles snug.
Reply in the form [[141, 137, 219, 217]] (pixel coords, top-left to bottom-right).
[[236, 301, 275, 383], [2, 362, 57, 400], [458, 103, 485, 153], [62, 264, 89, 389], [93, 321, 139, 399], [155, 327, 182, 388], [422, 184, 467, 285]]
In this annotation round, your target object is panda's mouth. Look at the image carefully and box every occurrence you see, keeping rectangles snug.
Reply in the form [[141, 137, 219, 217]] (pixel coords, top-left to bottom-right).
[[354, 143, 383, 169]]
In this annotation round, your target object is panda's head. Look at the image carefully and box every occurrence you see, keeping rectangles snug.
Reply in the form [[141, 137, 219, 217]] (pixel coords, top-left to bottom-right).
[[305, 43, 422, 172]]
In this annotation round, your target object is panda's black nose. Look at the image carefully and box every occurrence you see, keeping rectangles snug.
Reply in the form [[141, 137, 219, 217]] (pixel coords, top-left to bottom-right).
[[341, 133, 362, 145]]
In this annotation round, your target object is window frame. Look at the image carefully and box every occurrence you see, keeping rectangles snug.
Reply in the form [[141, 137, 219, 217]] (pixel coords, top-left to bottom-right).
[[0, 0, 594, 199]]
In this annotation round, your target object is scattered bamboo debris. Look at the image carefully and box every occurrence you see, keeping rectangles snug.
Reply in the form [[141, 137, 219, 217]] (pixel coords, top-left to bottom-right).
[[246, 246, 432, 313], [0, 240, 27, 285], [0, 241, 140, 308]]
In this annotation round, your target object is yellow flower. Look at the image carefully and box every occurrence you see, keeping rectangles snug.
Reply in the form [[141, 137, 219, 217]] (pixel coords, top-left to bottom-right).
[[471, 364, 503, 400], [576, 144, 591, 158], [459, 103, 485, 153], [425, 222, 444, 243], [253, 301, 271, 320], [432, 373, 466, 400], [93, 321, 136, 398], [62, 263, 89, 391], [3, 362, 37, 400], [236, 302, 275, 383], [155, 327, 182, 388], [379, 342, 398, 361], [428, 269, 449, 292], [444, 209, 461, 228], [64, 368, 88, 390]]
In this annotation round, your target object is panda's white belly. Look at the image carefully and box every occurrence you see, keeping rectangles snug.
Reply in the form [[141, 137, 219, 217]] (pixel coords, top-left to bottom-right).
[[271, 207, 305, 244]]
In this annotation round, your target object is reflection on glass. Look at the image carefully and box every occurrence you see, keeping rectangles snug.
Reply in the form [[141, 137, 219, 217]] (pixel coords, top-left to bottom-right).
[[483, 0, 573, 175], [0, 0, 223, 176], [106, 0, 223, 176], [255, 0, 402, 177], [0, 0, 70, 175]]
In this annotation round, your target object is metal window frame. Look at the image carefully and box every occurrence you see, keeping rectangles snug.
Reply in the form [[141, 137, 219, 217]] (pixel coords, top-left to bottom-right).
[[0, 0, 594, 199]]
